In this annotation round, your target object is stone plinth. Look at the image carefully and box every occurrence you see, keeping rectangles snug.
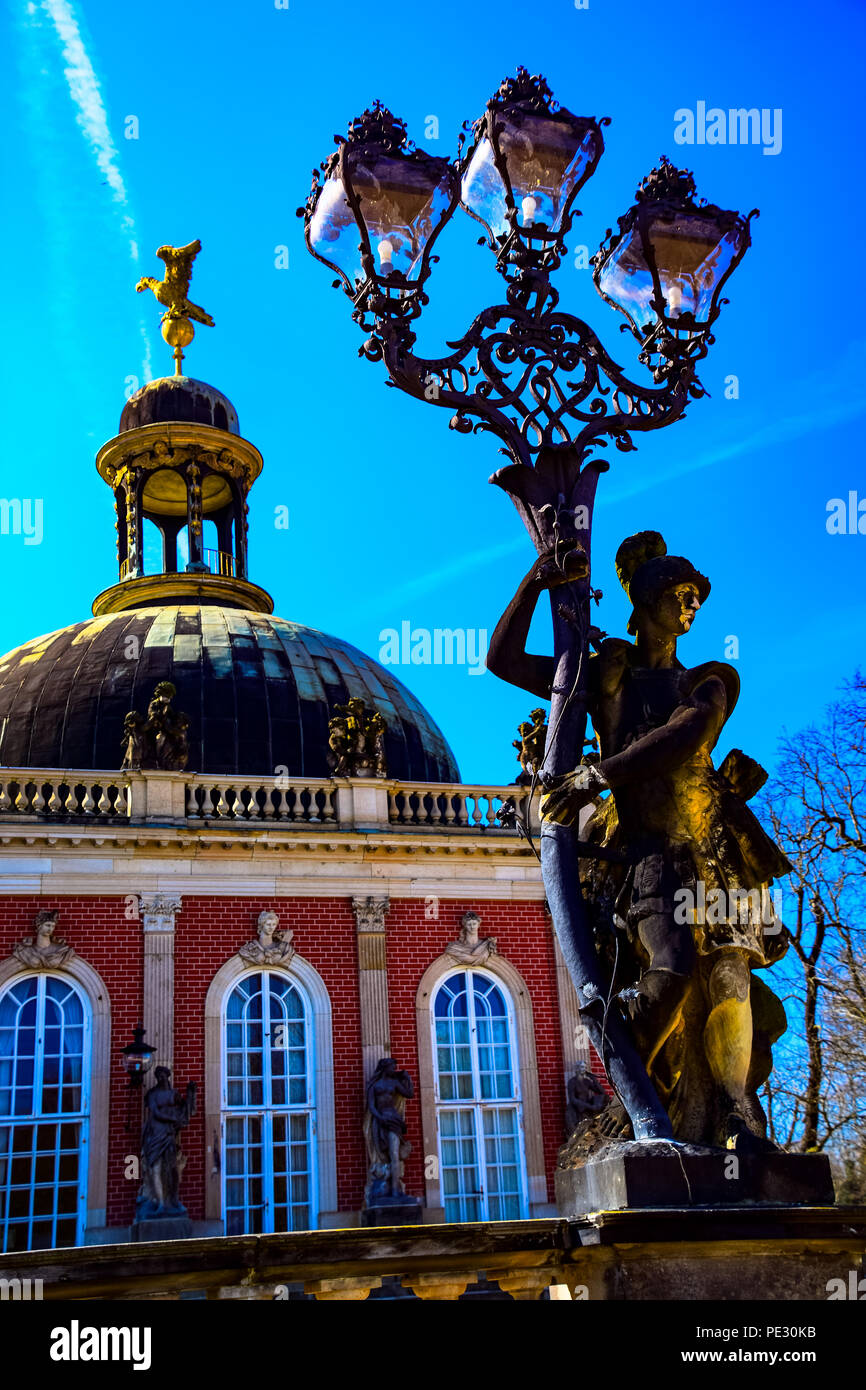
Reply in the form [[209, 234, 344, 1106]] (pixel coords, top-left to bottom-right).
[[361, 1196, 423, 1228], [556, 1145, 835, 1218], [132, 1215, 194, 1243]]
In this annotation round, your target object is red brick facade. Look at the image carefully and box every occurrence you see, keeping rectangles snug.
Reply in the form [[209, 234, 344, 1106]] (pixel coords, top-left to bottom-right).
[[0, 891, 610, 1231]]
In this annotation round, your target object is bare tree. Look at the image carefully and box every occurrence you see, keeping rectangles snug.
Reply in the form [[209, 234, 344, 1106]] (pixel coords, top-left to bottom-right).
[[758, 672, 866, 1191]]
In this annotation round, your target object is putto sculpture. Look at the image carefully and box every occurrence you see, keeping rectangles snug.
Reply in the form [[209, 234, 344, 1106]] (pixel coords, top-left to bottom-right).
[[492, 531, 791, 1153], [512, 707, 548, 784], [327, 697, 387, 778], [121, 681, 190, 772]]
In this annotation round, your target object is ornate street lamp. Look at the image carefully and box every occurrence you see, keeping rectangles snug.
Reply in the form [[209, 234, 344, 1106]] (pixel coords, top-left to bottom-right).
[[593, 157, 756, 381], [460, 67, 606, 278], [304, 101, 461, 328], [299, 68, 756, 1140], [120, 1023, 157, 1130], [121, 1024, 157, 1087]]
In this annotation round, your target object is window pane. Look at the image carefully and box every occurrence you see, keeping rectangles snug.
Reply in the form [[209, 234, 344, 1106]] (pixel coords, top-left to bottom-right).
[[222, 973, 315, 1234], [0, 975, 89, 1254], [432, 973, 526, 1224]]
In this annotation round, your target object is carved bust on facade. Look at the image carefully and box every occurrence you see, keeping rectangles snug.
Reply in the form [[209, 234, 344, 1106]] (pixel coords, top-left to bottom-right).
[[13, 909, 75, 970], [238, 909, 295, 966], [445, 911, 498, 966]]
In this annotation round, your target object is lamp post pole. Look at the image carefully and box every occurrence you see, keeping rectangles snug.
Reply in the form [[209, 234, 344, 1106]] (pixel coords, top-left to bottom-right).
[[299, 68, 756, 1139]]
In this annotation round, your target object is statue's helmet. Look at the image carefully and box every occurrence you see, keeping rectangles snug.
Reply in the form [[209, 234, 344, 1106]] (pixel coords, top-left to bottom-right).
[[615, 531, 710, 636]]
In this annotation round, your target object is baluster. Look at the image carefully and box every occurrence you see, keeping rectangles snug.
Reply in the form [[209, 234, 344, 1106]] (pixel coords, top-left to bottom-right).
[[81, 785, 96, 815], [388, 790, 399, 824], [186, 784, 200, 818], [63, 785, 78, 815], [0, 784, 10, 813], [32, 784, 46, 814], [14, 783, 30, 814], [201, 785, 216, 819], [47, 784, 63, 814], [455, 791, 469, 827], [97, 787, 112, 816], [471, 793, 484, 828], [323, 786, 336, 822], [117, 784, 130, 817], [216, 787, 231, 818], [443, 793, 457, 826]]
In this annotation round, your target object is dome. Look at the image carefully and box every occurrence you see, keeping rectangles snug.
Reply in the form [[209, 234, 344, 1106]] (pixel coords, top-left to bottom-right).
[[119, 376, 239, 435], [0, 608, 460, 781]]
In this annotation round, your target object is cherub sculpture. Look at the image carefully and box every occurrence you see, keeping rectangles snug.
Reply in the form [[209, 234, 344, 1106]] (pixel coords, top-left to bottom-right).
[[512, 706, 548, 784]]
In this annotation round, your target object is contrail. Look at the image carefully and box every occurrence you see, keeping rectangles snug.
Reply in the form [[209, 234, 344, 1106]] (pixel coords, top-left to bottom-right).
[[37, 0, 152, 379]]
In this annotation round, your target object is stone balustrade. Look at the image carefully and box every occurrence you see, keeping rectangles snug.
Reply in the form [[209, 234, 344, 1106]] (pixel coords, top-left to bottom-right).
[[0, 767, 539, 833], [0, 771, 130, 819]]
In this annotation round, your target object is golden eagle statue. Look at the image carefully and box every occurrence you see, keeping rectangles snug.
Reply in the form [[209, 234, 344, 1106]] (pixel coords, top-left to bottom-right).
[[136, 240, 214, 325], [136, 240, 214, 374]]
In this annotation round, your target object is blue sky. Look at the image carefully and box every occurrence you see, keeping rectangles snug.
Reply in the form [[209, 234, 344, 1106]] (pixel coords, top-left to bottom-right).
[[1, 0, 864, 784]]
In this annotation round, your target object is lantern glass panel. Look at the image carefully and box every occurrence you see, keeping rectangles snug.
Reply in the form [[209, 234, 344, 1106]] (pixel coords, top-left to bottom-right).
[[645, 214, 743, 323], [308, 171, 365, 287], [497, 113, 601, 230], [460, 136, 510, 240], [351, 152, 455, 280], [595, 225, 656, 331]]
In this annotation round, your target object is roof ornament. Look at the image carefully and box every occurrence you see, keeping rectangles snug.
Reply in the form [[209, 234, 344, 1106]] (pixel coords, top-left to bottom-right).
[[136, 240, 214, 376]]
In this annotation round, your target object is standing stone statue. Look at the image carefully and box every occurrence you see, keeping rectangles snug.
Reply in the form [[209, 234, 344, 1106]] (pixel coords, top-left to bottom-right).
[[121, 681, 190, 771], [361, 1059, 422, 1224], [137, 1066, 197, 1220], [491, 530, 791, 1154], [327, 698, 387, 778]]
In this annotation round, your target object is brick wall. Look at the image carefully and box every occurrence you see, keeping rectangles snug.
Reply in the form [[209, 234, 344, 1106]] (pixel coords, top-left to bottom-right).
[[0, 892, 579, 1229]]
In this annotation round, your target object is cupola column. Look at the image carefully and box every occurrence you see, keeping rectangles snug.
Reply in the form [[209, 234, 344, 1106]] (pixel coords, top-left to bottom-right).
[[123, 467, 143, 580], [185, 460, 206, 572]]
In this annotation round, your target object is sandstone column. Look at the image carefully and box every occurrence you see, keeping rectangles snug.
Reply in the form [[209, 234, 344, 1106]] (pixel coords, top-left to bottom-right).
[[140, 894, 182, 1070], [351, 896, 390, 1082]]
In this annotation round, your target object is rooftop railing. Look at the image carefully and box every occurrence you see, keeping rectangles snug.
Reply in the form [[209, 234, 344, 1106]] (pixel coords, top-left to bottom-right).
[[0, 769, 540, 834]]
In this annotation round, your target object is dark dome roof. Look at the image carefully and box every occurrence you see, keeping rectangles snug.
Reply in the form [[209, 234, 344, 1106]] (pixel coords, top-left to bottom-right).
[[120, 376, 239, 434], [0, 608, 460, 781]]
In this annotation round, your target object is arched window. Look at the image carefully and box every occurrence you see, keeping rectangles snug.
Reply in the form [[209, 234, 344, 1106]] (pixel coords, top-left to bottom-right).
[[222, 971, 317, 1235], [0, 975, 90, 1253], [432, 970, 528, 1223]]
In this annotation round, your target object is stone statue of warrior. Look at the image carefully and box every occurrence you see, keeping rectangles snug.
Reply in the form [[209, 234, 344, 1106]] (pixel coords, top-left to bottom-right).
[[489, 531, 790, 1152]]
